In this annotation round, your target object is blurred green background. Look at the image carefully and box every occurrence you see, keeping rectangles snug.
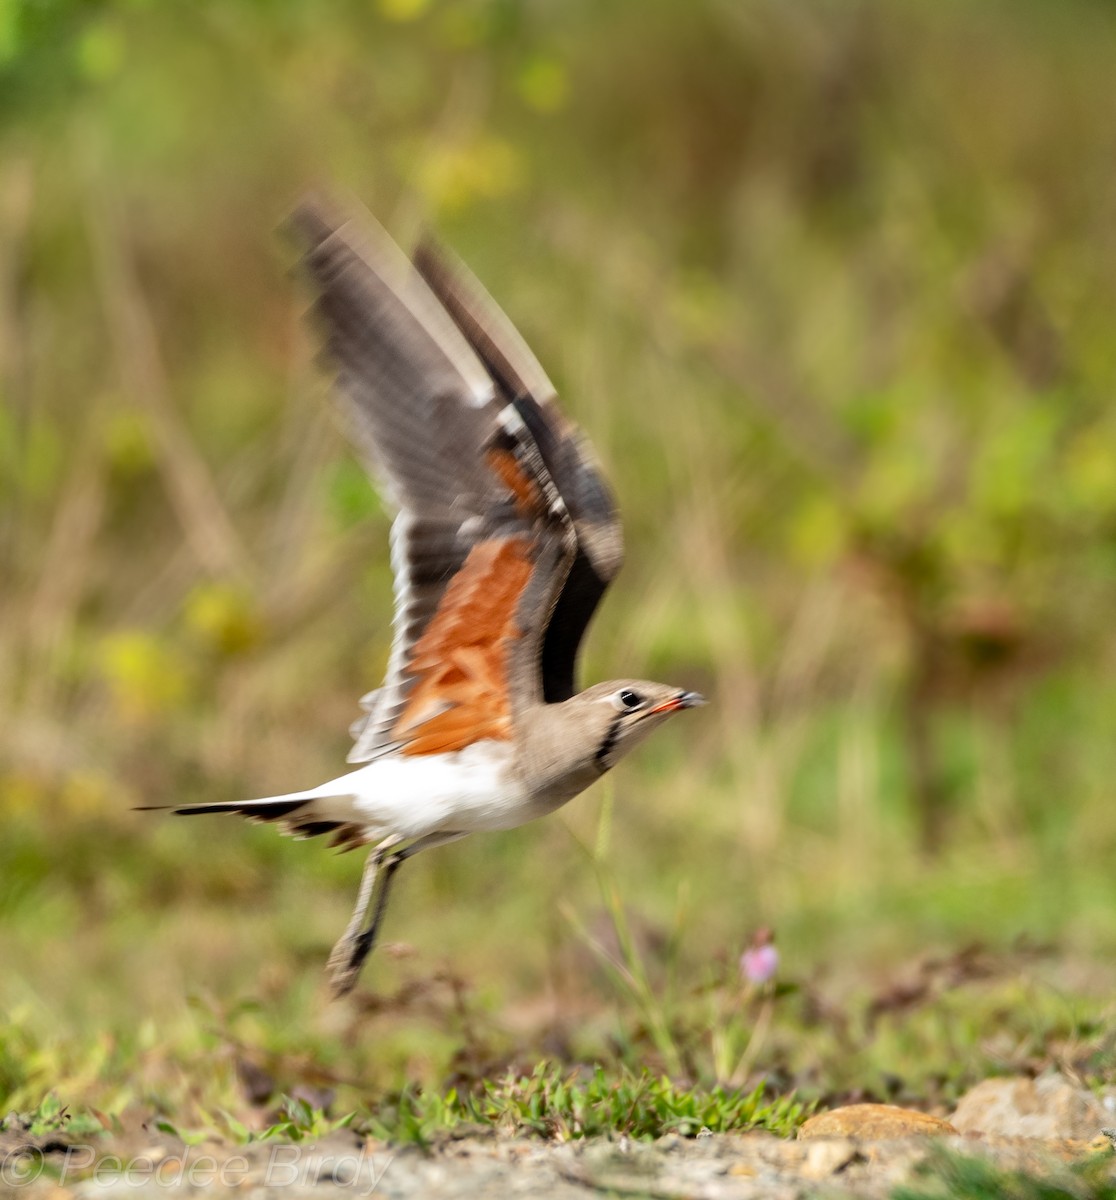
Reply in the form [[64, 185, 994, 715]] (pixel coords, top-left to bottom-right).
[[4, 0, 1116, 1122]]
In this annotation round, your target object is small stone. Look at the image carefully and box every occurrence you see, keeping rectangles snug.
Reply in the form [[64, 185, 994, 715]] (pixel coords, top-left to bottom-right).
[[951, 1074, 1107, 1140], [799, 1104, 958, 1140], [800, 1138, 861, 1178], [728, 1161, 757, 1177]]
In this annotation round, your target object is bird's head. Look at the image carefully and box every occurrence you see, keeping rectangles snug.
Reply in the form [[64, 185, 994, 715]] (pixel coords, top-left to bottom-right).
[[574, 680, 707, 773]]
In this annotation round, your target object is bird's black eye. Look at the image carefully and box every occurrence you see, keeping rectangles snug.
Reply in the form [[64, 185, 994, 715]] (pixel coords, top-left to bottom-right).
[[618, 688, 642, 710]]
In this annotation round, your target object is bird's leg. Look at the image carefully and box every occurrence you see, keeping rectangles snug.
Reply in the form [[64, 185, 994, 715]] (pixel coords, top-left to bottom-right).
[[327, 830, 467, 998], [326, 835, 401, 993], [335, 849, 405, 992]]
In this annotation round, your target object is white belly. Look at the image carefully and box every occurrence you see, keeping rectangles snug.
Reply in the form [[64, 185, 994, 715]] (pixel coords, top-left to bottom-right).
[[296, 741, 532, 841]]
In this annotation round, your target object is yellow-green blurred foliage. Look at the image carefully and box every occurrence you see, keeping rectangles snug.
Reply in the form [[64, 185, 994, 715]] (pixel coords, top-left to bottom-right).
[[5, 0, 1116, 1106]]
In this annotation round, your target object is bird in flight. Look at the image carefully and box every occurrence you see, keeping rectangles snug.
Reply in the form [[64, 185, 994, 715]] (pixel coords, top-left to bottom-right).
[[162, 198, 705, 996]]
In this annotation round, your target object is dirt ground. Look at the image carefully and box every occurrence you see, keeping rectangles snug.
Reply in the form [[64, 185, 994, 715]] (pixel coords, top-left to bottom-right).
[[3, 1121, 1112, 1200]]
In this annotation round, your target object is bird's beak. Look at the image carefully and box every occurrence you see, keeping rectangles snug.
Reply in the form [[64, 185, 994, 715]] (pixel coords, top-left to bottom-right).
[[648, 690, 707, 715]]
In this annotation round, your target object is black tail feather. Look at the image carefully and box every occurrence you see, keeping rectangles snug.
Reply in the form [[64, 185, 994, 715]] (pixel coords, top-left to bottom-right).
[[138, 798, 310, 821]]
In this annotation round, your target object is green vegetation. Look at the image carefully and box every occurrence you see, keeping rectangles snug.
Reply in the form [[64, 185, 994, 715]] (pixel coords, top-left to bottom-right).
[[4, 0, 1116, 1156], [896, 1146, 1116, 1200], [368, 1066, 809, 1146], [2, 1071, 804, 1155], [0, 1095, 104, 1141]]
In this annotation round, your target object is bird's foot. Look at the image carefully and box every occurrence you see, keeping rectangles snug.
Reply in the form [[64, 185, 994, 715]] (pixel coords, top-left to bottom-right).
[[326, 933, 369, 998]]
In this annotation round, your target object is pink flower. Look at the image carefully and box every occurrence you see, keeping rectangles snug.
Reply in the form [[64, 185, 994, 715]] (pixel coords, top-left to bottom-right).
[[740, 928, 778, 985]]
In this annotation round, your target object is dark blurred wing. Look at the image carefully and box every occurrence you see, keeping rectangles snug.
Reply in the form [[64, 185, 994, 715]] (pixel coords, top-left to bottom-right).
[[292, 199, 579, 761], [414, 241, 624, 702]]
